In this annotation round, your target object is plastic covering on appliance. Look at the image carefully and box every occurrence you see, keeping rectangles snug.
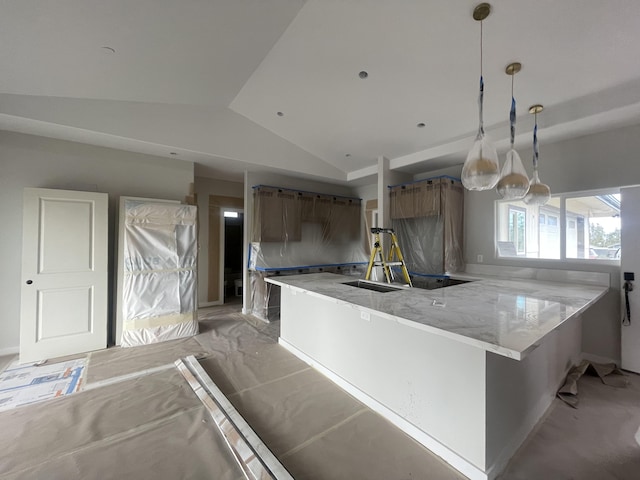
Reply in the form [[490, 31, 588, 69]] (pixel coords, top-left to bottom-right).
[[121, 200, 198, 347], [390, 176, 464, 275], [249, 185, 368, 320]]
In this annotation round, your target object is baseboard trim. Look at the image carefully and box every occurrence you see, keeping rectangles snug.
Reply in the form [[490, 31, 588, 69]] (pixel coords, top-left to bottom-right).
[[278, 337, 488, 480], [0, 346, 19, 357]]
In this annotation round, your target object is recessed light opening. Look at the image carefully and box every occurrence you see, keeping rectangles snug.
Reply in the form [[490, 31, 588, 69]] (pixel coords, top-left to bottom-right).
[[359, 71, 368, 79]]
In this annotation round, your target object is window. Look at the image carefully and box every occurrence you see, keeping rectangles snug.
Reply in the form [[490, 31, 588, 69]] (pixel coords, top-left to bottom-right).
[[565, 194, 620, 260], [496, 189, 620, 261], [223, 211, 239, 218]]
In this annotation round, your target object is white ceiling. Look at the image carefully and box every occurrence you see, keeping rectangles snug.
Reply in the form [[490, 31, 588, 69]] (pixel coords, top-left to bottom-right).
[[2, 0, 640, 184]]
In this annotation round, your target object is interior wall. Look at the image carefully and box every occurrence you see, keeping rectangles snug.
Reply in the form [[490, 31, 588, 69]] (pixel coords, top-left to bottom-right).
[[462, 123, 640, 362], [413, 164, 463, 181], [0, 131, 194, 353], [194, 176, 243, 306]]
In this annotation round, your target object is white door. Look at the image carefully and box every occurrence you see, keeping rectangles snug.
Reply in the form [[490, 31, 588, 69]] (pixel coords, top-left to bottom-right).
[[20, 188, 108, 363], [621, 186, 640, 373]]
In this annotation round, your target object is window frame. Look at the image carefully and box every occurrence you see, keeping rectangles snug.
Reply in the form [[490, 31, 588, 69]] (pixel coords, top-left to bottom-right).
[[494, 187, 621, 264]]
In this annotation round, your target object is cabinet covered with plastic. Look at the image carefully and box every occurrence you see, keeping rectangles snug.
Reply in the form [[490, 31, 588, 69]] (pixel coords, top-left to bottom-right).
[[390, 176, 464, 275], [249, 185, 367, 320]]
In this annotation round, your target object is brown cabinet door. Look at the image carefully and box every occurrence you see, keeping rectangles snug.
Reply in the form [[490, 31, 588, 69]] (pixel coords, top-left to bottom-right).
[[329, 197, 361, 241], [390, 185, 417, 219], [253, 187, 301, 242], [415, 179, 441, 217]]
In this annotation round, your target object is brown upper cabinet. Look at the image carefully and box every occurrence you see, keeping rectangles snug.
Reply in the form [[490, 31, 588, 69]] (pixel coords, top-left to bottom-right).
[[253, 186, 361, 243]]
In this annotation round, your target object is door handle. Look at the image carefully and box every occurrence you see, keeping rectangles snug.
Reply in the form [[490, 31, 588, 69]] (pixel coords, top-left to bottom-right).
[[26, 280, 33, 285]]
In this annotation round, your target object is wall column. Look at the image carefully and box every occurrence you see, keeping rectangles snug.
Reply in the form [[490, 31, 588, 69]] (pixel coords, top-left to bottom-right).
[[377, 155, 391, 230]]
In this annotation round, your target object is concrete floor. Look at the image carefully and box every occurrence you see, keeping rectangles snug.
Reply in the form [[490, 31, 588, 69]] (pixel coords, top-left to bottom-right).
[[1, 303, 639, 479]]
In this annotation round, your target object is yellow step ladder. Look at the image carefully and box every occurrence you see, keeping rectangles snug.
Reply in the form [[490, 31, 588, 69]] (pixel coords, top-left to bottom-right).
[[365, 227, 412, 286]]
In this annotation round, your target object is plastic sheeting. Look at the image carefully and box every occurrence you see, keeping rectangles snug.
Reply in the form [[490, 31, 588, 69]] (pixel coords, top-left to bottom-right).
[[250, 185, 367, 269], [250, 266, 365, 320], [390, 176, 464, 274], [121, 200, 198, 347], [249, 185, 368, 320]]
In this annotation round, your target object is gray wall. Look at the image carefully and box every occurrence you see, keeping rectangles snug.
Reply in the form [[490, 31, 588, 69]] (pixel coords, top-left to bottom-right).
[[0, 131, 194, 353], [462, 123, 640, 362]]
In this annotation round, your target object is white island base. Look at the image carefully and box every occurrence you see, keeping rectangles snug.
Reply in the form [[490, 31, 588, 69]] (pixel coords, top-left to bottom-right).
[[268, 273, 607, 480]]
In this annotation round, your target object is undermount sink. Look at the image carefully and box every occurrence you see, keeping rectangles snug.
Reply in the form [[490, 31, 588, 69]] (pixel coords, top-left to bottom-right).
[[342, 280, 405, 293]]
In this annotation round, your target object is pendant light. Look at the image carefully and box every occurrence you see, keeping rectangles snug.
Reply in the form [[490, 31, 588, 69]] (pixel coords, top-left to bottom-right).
[[523, 105, 551, 205], [496, 62, 530, 199], [461, 3, 500, 191]]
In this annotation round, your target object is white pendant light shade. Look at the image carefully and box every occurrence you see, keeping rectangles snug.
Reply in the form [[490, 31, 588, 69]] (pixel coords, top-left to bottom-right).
[[496, 63, 529, 199], [462, 133, 500, 190], [524, 170, 551, 205], [523, 105, 551, 205], [496, 148, 530, 199], [462, 3, 500, 191]]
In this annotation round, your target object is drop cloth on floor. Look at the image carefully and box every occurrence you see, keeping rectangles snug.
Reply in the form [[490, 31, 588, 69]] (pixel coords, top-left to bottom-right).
[[0, 369, 243, 480], [501, 372, 640, 480], [86, 336, 209, 383]]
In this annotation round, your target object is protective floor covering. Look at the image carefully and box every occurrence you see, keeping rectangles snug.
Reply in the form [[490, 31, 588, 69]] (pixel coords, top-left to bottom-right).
[[500, 372, 640, 479], [86, 336, 210, 384], [0, 369, 244, 480], [1, 303, 639, 480]]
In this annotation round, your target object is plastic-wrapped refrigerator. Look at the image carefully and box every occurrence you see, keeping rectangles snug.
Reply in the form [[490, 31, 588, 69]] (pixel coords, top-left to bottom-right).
[[115, 197, 198, 347]]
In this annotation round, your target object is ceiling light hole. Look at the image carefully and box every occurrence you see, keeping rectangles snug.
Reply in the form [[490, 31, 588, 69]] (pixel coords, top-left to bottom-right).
[[101, 46, 116, 54], [417, 123, 426, 128], [345, 154, 351, 157], [277, 111, 284, 117], [358, 71, 369, 79], [170, 152, 178, 156]]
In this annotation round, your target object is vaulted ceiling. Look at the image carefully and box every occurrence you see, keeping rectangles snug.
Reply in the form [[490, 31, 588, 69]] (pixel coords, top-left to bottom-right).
[[2, 0, 640, 184]]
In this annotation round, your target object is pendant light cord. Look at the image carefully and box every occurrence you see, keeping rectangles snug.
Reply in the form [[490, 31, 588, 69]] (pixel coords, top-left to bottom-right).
[[510, 73, 516, 148], [480, 20, 483, 78], [533, 112, 539, 170], [478, 20, 485, 136]]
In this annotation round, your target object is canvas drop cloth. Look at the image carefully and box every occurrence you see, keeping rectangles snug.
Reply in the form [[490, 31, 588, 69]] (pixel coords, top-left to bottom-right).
[[557, 360, 629, 408]]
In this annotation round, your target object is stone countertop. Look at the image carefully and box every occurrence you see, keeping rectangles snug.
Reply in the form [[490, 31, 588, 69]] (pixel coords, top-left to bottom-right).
[[265, 272, 609, 360]]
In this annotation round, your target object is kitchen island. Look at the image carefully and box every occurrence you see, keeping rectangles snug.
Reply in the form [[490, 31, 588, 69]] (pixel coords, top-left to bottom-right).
[[266, 271, 608, 480]]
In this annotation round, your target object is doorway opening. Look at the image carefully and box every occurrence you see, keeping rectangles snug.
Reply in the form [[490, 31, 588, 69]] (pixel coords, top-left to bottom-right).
[[222, 210, 244, 304]]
